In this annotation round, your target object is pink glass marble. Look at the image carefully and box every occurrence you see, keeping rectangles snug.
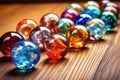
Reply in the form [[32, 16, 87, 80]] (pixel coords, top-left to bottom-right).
[[0, 32, 24, 57], [40, 13, 59, 33], [16, 19, 38, 40], [30, 26, 52, 51]]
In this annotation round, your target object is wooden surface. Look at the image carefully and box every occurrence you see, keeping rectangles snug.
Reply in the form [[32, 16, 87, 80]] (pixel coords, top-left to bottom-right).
[[0, 2, 120, 80]]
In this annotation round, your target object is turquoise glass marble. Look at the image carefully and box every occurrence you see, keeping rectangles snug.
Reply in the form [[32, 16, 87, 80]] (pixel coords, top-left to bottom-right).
[[74, 14, 92, 26], [86, 19, 106, 40], [55, 18, 74, 35], [100, 12, 117, 31], [11, 40, 40, 69], [66, 3, 83, 14], [82, 6, 101, 18]]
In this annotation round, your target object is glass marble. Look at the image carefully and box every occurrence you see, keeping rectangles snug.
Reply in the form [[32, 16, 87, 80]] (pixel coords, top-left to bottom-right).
[[100, 0, 110, 10], [44, 34, 68, 60], [104, 6, 119, 19], [106, 2, 119, 18], [82, 6, 101, 18], [55, 18, 74, 35], [86, 19, 106, 40], [74, 14, 92, 26], [61, 9, 78, 21], [40, 13, 59, 33], [84, 1, 100, 9], [30, 26, 52, 51], [106, 2, 119, 12], [0, 32, 23, 57], [66, 3, 83, 14], [66, 25, 90, 48], [11, 40, 40, 69], [100, 12, 117, 31], [16, 19, 38, 40]]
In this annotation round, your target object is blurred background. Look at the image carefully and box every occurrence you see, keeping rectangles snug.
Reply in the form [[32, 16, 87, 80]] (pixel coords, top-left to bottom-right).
[[0, 0, 119, 4]]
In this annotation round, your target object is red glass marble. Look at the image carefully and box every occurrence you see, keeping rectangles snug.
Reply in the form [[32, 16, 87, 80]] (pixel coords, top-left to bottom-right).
[[30, 26, 52, 51], [16, 19, 38, 40], [40, 13, 59, 33], [44, 34, 68, 60], [0, 32, 24, 57], [61, 9, 78, 21]]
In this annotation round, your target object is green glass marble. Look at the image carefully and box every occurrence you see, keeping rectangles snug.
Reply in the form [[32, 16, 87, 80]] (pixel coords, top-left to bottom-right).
[[55, 18, 74, 35], [100, 12, 117, 31]]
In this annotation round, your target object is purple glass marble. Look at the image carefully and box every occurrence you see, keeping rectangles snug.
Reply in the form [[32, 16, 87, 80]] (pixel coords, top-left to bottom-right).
[[30, 26, 52, 51], [61, 9, 78, 21]]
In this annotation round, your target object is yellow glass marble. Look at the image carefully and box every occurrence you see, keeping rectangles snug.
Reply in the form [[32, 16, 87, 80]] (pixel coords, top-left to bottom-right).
[[66, 25, 90, 48], [84, 1, 100, 9], [66, 3, 83, 14]]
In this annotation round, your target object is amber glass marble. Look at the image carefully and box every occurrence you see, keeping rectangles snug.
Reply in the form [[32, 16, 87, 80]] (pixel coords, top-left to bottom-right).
[[16, 19, 38, 40], [66, 25, 90, 48], [44, 34, 68, 60], [40, 13, 59, 33]]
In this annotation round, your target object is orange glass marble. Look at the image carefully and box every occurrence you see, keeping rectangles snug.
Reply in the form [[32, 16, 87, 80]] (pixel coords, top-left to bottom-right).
[[44, 34, 68, 60], [16, 19, 38, 40], [66, 25, 90, 48]]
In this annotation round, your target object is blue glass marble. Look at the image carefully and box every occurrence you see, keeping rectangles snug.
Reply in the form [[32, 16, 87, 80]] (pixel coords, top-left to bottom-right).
[[11, 40, 40, 69], [86, 19, 106, 40], [74, 14, 92, 25], [82, 6, 101, 18], [100, 11, 117, 31]]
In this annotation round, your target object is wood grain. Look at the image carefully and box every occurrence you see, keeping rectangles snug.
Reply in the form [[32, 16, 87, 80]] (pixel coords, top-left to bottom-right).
[[0, 2, 120, 80]]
